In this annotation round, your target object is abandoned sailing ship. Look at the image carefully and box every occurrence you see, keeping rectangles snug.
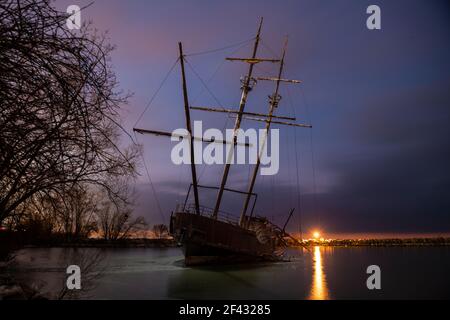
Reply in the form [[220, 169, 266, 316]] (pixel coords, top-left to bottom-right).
[[134, 19, 311, 265]]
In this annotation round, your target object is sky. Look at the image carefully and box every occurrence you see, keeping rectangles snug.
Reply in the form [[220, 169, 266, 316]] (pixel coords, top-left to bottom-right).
[[55, 0, 450, 237]]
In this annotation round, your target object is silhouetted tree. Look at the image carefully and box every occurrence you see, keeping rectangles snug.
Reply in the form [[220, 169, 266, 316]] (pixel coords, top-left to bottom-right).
[[0, 0, 139, 227], [95, 178, 146, 240]]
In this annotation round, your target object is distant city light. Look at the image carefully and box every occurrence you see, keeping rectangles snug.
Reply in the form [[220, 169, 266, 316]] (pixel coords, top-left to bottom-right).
[[313, 231, 321, 239]]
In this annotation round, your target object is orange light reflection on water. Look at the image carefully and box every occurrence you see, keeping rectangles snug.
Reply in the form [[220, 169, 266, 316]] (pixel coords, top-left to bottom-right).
[[308, 246, 329, 300]]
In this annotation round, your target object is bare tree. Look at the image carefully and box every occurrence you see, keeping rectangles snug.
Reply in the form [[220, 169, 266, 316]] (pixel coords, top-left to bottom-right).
[[96, 204, 147, 240], [54, 186, 98, 240], [152, 224, 169, 239], [0, 0, 139, 227], [4, 183, 98, 242], [95, 179, 146, 240]]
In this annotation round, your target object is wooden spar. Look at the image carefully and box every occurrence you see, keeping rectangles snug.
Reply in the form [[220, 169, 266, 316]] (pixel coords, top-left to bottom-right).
[[226, 58, 280, 64], [133, 128, 252, 147], [179, 42, 200, 214], [240, 38, 288, 226], [229, 115, 312, 128], [190, 106, 296, 121], [256, 77, 301, 84], [212, 18, 264, 219]]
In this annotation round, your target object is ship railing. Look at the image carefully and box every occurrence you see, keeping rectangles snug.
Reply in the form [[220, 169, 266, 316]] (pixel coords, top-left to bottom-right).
[[182, 184, 258, 218], [183, 203, 239, 225]]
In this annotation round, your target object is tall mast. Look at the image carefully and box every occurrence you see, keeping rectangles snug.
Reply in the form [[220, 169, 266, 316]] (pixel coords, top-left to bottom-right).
[[212, 18, 264, 218], [179, 42, 200, 214], [240, 38, 288, 227]]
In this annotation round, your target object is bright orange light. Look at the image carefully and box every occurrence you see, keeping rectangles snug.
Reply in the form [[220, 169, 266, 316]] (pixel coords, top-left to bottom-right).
[[313, 231, 321, 239]]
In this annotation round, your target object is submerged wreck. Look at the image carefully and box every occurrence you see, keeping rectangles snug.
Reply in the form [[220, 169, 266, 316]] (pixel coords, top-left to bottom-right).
[[134, 18, 310, 266]]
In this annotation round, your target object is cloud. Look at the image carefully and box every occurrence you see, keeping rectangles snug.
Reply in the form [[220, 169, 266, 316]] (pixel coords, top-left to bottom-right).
[[316, 81, 450, 233]]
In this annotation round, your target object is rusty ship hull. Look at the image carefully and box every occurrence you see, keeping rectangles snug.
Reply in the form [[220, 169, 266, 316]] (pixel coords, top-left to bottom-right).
[[170, 211, 277, 266]]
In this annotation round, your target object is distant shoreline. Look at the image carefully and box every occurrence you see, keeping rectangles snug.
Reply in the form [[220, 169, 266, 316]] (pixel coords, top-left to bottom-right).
[[295, 237, 450, 247], [17, 237, 450, 249]]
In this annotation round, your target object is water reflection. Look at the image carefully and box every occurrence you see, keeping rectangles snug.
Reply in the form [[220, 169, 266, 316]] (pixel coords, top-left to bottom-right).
[[308, 246, 329, 300]]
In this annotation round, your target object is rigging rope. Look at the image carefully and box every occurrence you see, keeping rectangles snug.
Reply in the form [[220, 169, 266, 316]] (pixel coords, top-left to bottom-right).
[[133, 58, 180, 128], [184, 58, 224, 107], [285, 125, 295, 215], [176, 159, 184, 205], [134, 132, 166, 223], [183, 58, 226, 186], [259, 38, 280, 59], [298, 85, 319, 228], [286, 86, 304, 239], [132, 59, 183, 222], [190, 40, 253, 105], [188, 40, 253, 183], [184, 37, 255, 57]]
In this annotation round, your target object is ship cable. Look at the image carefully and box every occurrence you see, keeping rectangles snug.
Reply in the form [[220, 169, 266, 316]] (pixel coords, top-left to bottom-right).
[[254, 38, 281, 76], [133, 58, 180, 129], [182, 55, 236, 182], [185, 58, 223, 108], [134, 131, 165, 223], [183, 58, 227, 184], [189, 39, 253, 106], [260, 38, 281, 59], [132, 58, 181, 222], [184, 37, 255, 57], [298, 84, 319, 230], [286, 85, 304, 240], [285, 124, 295, 221]]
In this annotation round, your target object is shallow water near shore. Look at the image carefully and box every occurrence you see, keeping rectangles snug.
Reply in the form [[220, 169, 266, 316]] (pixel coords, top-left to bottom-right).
[[8, 246, 450, 299]]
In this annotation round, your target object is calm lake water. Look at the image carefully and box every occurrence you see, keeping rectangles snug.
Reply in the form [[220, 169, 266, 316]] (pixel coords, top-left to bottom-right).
[[8, 246, 450, 299]]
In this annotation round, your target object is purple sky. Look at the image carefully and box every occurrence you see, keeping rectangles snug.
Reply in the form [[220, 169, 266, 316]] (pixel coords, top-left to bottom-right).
[[56, 0, 450, 236]]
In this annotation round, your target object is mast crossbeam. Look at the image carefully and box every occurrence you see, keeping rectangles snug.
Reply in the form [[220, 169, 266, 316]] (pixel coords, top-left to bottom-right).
[[256, 77, 301, 84], [190, 106, 296, 121], [226, 57, 280, 64], [229, 115, 312, 128], [133, 128, 252, 147]]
